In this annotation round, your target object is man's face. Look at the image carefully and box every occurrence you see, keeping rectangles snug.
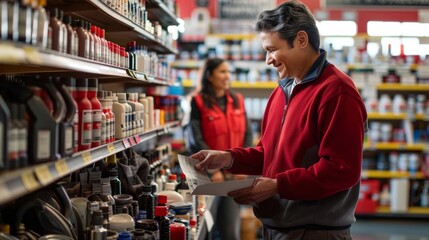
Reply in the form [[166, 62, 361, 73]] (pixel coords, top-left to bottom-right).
[[260, 31, 300, 79]]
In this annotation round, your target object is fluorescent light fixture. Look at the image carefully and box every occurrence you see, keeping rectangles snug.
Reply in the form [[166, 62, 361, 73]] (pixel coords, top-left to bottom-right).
[[324, 37, 355, 50], [318, 21, 357, 36], [401, 22, 429, 37], [368, 21, 401, 36]]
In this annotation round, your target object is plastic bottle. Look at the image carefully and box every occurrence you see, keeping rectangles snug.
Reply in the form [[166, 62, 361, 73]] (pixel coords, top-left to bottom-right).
[[170, 222, 186, 240], [89, 210, 108, 240], [99, 28, 108, 63], [111, 94, 126, 139], [74, 78, 92, 151], [126, 93, 137, 135], [146, 96, 154, 129], [58, 10, 68, 53], [138, 185, 155, 220], [117, 231, 132, 240], [91, 25, 101, 62], [88, 79, 102, 148], [49, 8, 63, 52], [117, 93, 132, 137], [63, 15, 78, 56], [109, 169, 121, 196], [106, 91, 115, 142], [18, 0, 32, 44], [16, 103, 28, 167], [64, 78, 79, 152], [155, 206, 170, 240], [136, 219, 160, 240], [98, 91, 110, 144], [7, 103, 19, 169], [0, 95, 10, 170], [138, 93, 149, 132], [32, 0, 49, 48], [189, 219, 197, 240], [85, 21, 95, 61], [54, 78, 76, 157], [175, 173, 191, 203], [74, 19, 89, 59], [127, 93, 141, 135]]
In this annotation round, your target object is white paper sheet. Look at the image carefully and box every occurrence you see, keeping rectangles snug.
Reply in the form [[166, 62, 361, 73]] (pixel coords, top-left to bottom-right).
[[177, 154, 255, 196]]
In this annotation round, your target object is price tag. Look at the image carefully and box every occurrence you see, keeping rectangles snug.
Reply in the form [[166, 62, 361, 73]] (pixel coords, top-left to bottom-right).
[[107, 144, 115, 154], [82, 151, 92, 163], [134, 135, 141, 143], [123, 139, 131, 148], [34, 165, 54, 186], [129, 137, 136, 145], [55, 159, 69, 175], [21, 171, 39, 191]]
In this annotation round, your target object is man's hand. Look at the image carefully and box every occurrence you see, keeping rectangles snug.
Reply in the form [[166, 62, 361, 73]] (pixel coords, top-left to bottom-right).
[[228, 177, 278, 205], [190, 150, 233, 170]]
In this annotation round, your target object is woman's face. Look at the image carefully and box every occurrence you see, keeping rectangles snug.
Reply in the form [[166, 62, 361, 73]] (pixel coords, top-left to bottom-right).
[[208, 62, 231, 92]]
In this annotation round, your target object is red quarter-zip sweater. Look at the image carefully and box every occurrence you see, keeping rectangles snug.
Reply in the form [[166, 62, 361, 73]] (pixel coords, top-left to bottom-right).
[[228, 50, 368, 228]]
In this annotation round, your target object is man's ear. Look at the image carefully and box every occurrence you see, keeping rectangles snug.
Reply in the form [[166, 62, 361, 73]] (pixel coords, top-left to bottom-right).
[[296, 30, 308, 48]]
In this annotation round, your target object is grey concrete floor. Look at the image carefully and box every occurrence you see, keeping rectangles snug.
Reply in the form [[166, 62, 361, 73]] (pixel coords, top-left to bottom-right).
[[351, 219, 429, 240]]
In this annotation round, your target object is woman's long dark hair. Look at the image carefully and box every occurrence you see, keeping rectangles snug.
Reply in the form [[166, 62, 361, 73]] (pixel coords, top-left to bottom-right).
[[199, 58, 239, 109]]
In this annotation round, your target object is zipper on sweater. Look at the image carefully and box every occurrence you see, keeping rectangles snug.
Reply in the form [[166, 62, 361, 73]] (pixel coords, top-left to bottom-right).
[[281, 105, 287, 126]]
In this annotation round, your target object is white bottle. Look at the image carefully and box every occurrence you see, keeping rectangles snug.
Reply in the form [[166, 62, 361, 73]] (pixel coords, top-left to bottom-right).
[[146, 96, 154, 129], [378, 94, 392, 114], [131, 93, 144, 134], [126, 93, 139, 135], [111, 94, 126, 139], [139, 94, 150, 131], [117, 93, 132, 137]]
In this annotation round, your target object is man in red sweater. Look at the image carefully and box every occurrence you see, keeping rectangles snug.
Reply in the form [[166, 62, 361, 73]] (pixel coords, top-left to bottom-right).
[[190, 1, 368, 239]]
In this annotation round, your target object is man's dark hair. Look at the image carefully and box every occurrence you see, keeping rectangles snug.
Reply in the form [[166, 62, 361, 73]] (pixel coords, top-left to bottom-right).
[[255, 0, 320, 52]]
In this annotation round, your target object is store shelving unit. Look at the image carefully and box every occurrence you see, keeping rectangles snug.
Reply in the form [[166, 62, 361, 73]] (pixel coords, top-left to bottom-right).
[[48, 0, 178, 54], [0, 0, 180, 212], [0, 121, 179, 206]]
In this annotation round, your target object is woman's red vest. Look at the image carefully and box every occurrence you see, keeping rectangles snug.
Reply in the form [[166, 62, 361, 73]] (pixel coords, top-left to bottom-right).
[[194, 92, 247, 150]]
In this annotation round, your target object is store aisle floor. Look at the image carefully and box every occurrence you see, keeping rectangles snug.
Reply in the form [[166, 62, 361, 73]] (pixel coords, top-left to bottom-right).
[[351, 218, 429, 240]]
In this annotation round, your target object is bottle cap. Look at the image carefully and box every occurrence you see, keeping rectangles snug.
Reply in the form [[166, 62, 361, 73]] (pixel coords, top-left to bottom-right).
[[142, 185, 152, 192], [108, 169, 118, 177], [154, 206, 168, 217], [180, 173, 186, 180], [157, 195, 167, 205], [168, 174, 177, 182], [88, 78, 98, 89]]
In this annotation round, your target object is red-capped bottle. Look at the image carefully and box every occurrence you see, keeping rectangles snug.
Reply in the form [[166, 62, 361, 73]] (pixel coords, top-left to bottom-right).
[[74, 78, 92, 151], [88, 79, 101, 148], [154, 206, 170, 240], [64, 78, 79, 152]]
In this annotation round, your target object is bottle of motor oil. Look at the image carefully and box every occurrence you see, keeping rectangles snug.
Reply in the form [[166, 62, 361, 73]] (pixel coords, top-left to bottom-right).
[[54, 78, 77, 157], [16, 103, 28, 168], [0, 94, 10, 169], [88, 79, 101, 148], [0, 81, 57, 163], [74, 79, 92, 151], [64, 78, 79, 152]]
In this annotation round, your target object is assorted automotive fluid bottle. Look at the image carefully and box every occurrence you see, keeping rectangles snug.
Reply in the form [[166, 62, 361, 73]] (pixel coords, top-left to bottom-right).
[[74, 78, 92, 151], [88, 79, 102, 148], [64, 78, 79, 152], [54, 78, 76, 157], [155, 206, 170, 240], [138, 185, 155, 220], [0, 95, 10, 170]]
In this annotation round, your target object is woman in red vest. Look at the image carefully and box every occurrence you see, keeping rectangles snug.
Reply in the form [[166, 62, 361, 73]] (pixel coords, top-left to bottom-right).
[[185, 57, 253, 240]]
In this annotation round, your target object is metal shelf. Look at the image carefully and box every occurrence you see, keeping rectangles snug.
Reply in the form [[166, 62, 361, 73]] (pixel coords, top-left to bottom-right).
[[0, 42, 173, 86], [377, 83, 429, 91], [361, 170, 425, 179], [364, 142, 426, 151], [49, 0, 177, 54], [0, 121, 180, 206], [146, 0, 179, 27]]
